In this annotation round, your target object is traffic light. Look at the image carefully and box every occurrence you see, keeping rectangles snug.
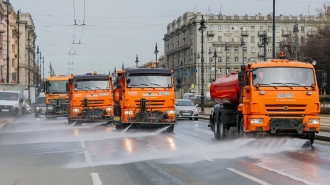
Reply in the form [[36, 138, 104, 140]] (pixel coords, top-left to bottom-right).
[[176, 78, 182, 88]]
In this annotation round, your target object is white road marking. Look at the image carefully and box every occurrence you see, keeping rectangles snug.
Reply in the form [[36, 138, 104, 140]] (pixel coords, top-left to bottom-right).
[[84, 151, 93, 165], [0, 123, 7, 129], [91, 173, 103, 185], [321, 157, 330, 160], [227, 168, 271, 185], [80, 140, 86, 148]]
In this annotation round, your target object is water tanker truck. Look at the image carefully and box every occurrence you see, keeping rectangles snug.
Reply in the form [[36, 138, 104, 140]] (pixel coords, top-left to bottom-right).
[[209, 59, 320, 144]]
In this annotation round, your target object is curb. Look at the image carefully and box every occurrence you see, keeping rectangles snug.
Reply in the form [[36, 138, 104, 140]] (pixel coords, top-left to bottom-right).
[[198, 116, 330, 142]]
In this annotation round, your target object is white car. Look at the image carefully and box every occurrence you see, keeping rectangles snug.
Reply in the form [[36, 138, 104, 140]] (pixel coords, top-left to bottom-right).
[[175, 99, 199, 120]]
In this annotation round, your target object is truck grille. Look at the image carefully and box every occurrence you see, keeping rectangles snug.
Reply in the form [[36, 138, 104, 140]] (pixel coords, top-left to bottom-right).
[[81, 100, 104, 105], [49, 99, 69, 105], [265, 104, 306, 112], [135, 100, 165, 107]]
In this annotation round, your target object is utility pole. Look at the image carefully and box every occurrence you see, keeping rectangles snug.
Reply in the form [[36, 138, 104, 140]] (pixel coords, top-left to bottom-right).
[[37, 46, 39, 91], [241, 37, 246, 65], [272, 0, 275, 58], [135, 54, 139, 67], [225, 42, 229, 75], [4, 0, 11, 83], [42, 56, 44, 81], [213, 49, 217, 80], [39, 51, 42, 87], [27, 31, 31, 104], [16, 9, 20, 84], [293, 23, 299, 59]]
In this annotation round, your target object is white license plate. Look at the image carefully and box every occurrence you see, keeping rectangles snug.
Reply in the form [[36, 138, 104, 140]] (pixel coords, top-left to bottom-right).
[[182, 113, 191, 116], [2, 109, 9, 112], [42, 108, 46, 111]]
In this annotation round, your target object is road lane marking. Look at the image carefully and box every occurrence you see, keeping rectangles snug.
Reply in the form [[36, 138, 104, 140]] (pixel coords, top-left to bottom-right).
[[84, 151, 93, 165], [80, 140, 86, 148], [321, 157, 330, 160], [91, 173, 103, 185], [227, 168, 271, 185]]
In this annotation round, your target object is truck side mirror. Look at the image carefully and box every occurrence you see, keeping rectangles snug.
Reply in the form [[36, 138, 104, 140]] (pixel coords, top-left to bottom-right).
[[66, 83, 69, 91], [74, 83, 78, 88]]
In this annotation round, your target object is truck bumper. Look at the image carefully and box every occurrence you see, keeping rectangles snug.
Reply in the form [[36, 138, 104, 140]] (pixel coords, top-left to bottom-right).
[[245, 115, 320, 134]]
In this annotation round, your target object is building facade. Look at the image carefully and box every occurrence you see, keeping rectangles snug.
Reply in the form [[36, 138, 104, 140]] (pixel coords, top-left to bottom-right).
[[164, 12, 326, 95]]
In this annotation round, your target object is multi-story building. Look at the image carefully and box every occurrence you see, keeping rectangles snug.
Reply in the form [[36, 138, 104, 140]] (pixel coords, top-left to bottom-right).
[[164, 12, 325, 95], [18, 12, 37, 89]]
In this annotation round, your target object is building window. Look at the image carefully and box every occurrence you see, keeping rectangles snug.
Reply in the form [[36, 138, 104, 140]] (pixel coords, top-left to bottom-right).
[[217, 47, 222, 52], [234, 68, 239, 71], [208, 37, 213, 42], [234, 57, 238, 63], [243, 47, 247, 52], [227, 68, 230, 74], [284, 27, 288, 31], [260, 48, 264, 52], [218, 36, 222, 41], [234, 37, 239, 42], [301, 26, 305, 32], [233, 26, 238, 31], [260, 26, 263, 31], [301, 36, 305, 43], [226, 25, 230, 32], [242, 26, 247, 31], [268, 26, 272, 32], [218, 26, 222, 31], [226, 57, 230, 63], [234, 47, 239, 52], [276, 47, 280, 53], [276, 26, 280, 32], [251, 47, 255, 53], [267, 46, 272, 53], [251, 26, 255, 31], [268, 36, 272, 42], [308, 27, 312, 31], [251, 36, 255, 43], [226, 36, 230, 42], [276, 37, 280, 42], [209, 26, 213, 31], [218, 57, 222, 62], [243, 57, 247, 63]]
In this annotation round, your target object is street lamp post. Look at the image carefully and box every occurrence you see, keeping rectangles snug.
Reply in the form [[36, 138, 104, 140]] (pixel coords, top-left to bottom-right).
[[241, 37, 246, 65], [208, 48, 212, 83], [213, 49, 217, 80], [197, 52, 200, 94], [154, 43, 159, 68], [39, 51, 42, 88], [4, 0, 11, 83], [198, 15, 207, 113], [42, 56, 44, 82], [272, 0, 276, 58], [27, 32, 31, 104], [16, 9, 20, 84], [293, 23, 299, 59], [36, 46, 39, 91], [135, 54, 139, 67], [225, 42, 229, 75]]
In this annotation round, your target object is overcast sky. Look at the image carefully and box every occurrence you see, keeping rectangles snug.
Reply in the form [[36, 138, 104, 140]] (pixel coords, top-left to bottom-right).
[[10, 0, 324, 76]]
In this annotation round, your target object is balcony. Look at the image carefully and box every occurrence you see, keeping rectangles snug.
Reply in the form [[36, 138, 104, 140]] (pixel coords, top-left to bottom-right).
[[258, 52, 264, 57], [258, 31, 266, 36], [241, 31, 249, 36], [282, 31, 290, 36], [207, 31, 215, 36], [307, 31, 315, 36]]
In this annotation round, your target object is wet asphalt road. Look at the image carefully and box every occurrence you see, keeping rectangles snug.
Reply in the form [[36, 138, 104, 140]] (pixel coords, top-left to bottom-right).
[[0, 114, 330, 185]]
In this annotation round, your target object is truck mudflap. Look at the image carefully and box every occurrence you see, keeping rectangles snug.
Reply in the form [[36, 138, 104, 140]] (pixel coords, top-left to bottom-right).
[[270, 118, 305, 134]]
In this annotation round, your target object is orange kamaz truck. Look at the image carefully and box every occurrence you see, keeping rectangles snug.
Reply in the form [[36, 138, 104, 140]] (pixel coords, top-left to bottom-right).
[[209, 59, 320, 145], [44, 75, 69, 118], [67, 72, 113, 123], [113, 68, 176, 132]]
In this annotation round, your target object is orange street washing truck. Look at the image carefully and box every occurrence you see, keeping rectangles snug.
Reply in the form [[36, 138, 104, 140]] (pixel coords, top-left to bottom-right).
[[113, 68, 176, 132], [44, 75, 70, 118], [67, 72, 113, 123], [209, 59, 320, 144]]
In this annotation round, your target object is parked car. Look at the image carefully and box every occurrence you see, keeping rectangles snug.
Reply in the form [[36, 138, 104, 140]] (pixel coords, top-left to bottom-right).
[[26, 104, 31, 114], [34, 94, 46, 118], [175, 99, 199, 120]]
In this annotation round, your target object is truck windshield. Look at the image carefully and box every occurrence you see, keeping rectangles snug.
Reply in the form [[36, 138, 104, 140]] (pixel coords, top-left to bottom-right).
[[0, 92, 19, 101], [74, 80, 109, 90], [252, 67, 315, 87], [47, 80, 68, 93], [127, 75, 172, 87]]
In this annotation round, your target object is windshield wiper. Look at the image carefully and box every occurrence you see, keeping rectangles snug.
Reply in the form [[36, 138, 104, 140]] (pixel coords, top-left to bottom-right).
[[270, 83, 292, 89], [256, 83, 278, 89], [150, 83, 161, 86], [284, 83, 308, 89]]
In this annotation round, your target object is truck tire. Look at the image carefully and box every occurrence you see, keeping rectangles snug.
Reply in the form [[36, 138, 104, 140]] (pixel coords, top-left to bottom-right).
[[309, 132, 315, 145], [239, 119, 246, 137], [214, 116, 225, 139]]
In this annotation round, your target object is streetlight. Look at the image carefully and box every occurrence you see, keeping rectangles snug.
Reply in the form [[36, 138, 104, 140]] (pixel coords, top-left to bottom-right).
[[213, 49, 217, 80], [241, 37, 246, 65], [39, 51, 42, 87], [16, 9, 20, 84], [293, 22, 299, 59], [225, 42, 229, 75], [154, 43, 159, 68], [208, 47, 212, 83], [42, 56, 44, 82], [197, 52, 200, 95], [37, 46, 39, 92], [135, 54, 139, 67], [3, 0, 11, 83], [198, 15, 207, 113], [272, 0, 276, 58], [27, 31, 31, 104]]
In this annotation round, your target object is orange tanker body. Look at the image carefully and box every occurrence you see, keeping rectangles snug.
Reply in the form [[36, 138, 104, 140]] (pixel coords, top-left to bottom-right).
[[67, 72, 113, 123], [209, 59, 320, 145], [113, 68, 176, 132], [44, 75, 70, 118]]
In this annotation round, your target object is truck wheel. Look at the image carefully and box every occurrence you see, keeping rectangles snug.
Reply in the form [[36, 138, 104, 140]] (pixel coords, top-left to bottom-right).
[[309, 132, 315, 145], [166, 125, 174, 133], [194, 118, 198, 121], [214, 116, 225, 139], [239, 119, 246, 137]]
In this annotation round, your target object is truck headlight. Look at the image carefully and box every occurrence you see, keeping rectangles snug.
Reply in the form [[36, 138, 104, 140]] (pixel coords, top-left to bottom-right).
[[47, 105, 53, 110], [309, 119, 320, 124], [167, 110, 175, 114], [106, 107, 112, 112], [250, 118, 263, 124], [73, 108, 80, 113], [124, 110, 133, 115]]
